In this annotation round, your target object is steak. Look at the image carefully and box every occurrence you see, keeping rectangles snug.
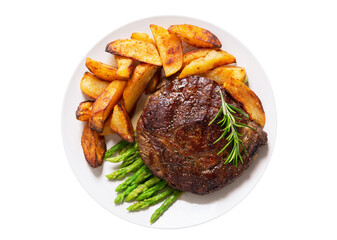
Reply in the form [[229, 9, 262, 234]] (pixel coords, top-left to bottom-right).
[[136, 76, 267, 195]]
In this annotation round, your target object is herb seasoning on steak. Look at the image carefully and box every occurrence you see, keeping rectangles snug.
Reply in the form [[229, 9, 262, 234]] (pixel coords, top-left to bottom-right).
[[136, 76, 267, 195]]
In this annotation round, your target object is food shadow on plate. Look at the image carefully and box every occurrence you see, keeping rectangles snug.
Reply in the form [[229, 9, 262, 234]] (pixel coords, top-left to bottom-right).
[[89, 163, 103, 177], [180, 144, 269, 205]]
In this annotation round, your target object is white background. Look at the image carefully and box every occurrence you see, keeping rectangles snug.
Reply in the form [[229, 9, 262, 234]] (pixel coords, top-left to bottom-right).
[[1, 0, 336, 239]]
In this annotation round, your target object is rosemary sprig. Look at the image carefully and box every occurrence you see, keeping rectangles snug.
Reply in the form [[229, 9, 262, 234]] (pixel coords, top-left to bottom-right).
[[209, 91, 255, 166]]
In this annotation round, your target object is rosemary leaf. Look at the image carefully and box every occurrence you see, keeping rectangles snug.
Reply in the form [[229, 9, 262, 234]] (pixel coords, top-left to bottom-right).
[[209, 91, 256, 166]]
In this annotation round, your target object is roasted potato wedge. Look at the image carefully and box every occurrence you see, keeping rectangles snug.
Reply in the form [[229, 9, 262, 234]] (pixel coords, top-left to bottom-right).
[[100, 114, 114, 136], [110, 101, 135, 143], [168, 24, 222, 48], [76, 100, 114, 135], [183, 48, 214, 67], [179, 50, 236, 78], [223, 78, 265, 127], [145, 70, 160, 94], [131, 32, 155, 44], [76, 100, 93, 121], [80, 72, 110, 99], [201, 66, 246, 85], [115, 56, 134, 79], [89, 80, 127, 132], [106, 39, 162, 66], [85, 57, 126, 81], [123, 63, 158, 112], [150, 24, 183, 76], [81, 123, 106, 168]]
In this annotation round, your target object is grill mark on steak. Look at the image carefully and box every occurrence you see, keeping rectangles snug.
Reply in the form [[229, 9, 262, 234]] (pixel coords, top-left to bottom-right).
[[137, 76, 267, 195]]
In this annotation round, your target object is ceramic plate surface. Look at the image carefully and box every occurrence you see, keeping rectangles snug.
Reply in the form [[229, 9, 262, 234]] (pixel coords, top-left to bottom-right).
[[62, 15, 277, 228]]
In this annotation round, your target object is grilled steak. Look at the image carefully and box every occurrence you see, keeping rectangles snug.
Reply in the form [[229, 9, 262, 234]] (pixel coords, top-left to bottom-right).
[[137, 76, 267, 195]]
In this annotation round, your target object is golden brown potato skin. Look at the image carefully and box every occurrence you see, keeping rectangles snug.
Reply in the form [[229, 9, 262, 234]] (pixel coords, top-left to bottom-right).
[[85, 57, 126, 81], [100, 114, 115, 136], [115, 56, 134, 79], [183, 48, 214, 67], [76, 100, 114, 135], [150, 24, 183, 77], [89, 80, 127, 133], [179, 50, 236, 78], [80, 72, 110, 99], [76, 100, 93, 121], [168, 24, 222, 48], [131, 32, 155, 45], [106, 39, 162, 66], [81, 123, 106, 168], [110, 101, 135, 143], [145, 70, 160, 94], [201, 66, 246, 85], [223, 78, 265, 127], [122, 63, 158, 112]]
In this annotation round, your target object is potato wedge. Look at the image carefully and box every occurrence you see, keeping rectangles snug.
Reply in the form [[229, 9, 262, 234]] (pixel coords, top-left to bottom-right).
[[223, 78, 265, 127], [150, 24, 183, 76], [201, 66, 246, 85], [81, 123, 106, 168], [76, 100, 93, 121], [100, 114, 114, 136], [85, 57, 126, 81], [110, 101, 135, 143], [76, 100, 114, 135], [145, 70, 160, 94], [183, 48, 214, 67], [168, 24, 222, 48], [131, 32, 155, 44], [106, 39, 162, 66], [179, 50, 236, 78], [89, 80, 127, 132], [115, 56, 134, 79], [80, 72, 110, 99], [123, 63, 158, 112]]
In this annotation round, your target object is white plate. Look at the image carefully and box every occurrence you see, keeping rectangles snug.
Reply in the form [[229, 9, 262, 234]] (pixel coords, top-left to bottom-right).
[[61, 15, 277, 229]]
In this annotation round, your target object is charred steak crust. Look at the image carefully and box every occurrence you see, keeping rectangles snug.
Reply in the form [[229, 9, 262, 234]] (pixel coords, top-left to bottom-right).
[[137, 76, 267, 195]]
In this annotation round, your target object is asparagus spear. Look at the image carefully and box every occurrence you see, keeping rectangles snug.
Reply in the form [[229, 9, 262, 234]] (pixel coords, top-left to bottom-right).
[[120, 152, 140, 168], [127, 188, 174, 211], [114, 184, 138, 204], [137, 180, 168, 201], [115, 165, 149, 192], [106, 158, 143, 180], [115, 171, 152, 203], [119, 143, 133, 155], [104, 140, 129, 159], [150, 190, 182, 223], [125, 176, 161, 202], [106, 143, 138, 163]]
